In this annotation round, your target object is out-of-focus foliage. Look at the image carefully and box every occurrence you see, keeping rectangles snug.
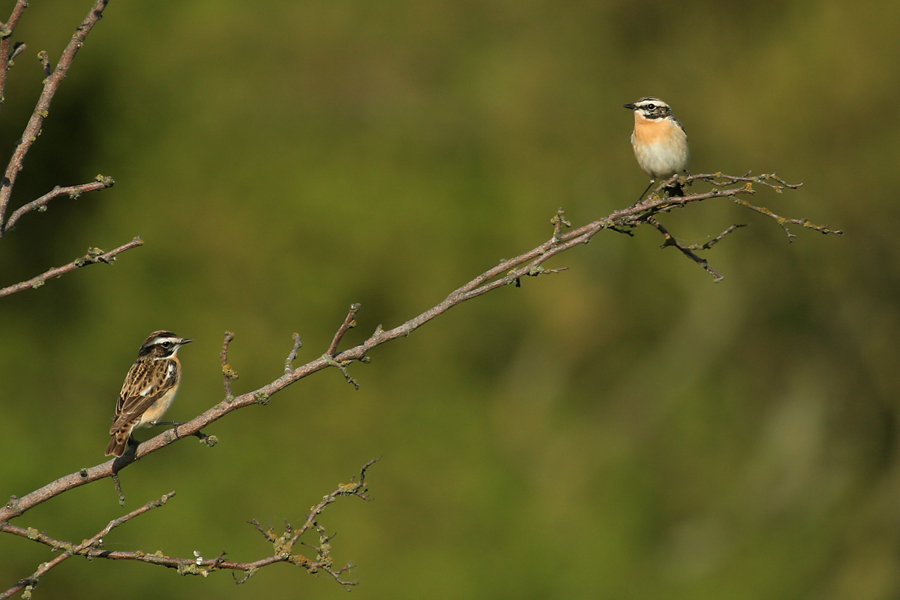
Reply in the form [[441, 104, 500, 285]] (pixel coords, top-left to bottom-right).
[[1, 0, 898, 598]]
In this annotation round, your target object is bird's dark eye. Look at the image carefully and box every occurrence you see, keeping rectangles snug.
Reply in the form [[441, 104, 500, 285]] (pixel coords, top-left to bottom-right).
[[162, 341, 172, 349], [646, 104, 656, 110]]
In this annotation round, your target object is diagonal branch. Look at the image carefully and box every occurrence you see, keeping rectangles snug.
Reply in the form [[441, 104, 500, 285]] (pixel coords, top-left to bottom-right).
[[0, 0, 29, 115], [1, 172, 840, 598], [327, 303, 361, 356], [0, 237, 144, 299], [0, 492, 175, 600], [0, 0, 110, 228], [1, 176, 115, 235], [0, 172, 834, 525], [650, 219, 748, 282], [1, 461, 376, 598]]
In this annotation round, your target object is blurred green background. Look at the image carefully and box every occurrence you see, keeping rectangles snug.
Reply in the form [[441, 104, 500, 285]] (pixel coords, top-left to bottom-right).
[[1, 0, 897, 598]]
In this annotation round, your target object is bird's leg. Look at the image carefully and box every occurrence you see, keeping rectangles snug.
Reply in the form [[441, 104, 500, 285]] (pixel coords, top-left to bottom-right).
[[636, 179, 655, 204]]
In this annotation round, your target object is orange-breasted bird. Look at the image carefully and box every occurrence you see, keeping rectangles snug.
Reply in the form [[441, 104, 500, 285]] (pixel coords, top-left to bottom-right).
[[624, 96, 690, 200]]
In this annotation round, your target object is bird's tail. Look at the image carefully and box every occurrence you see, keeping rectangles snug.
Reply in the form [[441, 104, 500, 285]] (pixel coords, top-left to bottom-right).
[[106, 426, 132, 457]]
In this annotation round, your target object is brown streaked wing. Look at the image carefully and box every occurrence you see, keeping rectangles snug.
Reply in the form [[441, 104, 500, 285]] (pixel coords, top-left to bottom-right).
[[109, 359, 178, 433]]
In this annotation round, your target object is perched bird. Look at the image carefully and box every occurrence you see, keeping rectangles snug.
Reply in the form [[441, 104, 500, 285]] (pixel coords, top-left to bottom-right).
[[105, 330, 192, 457], [623, 96, 690, 200]]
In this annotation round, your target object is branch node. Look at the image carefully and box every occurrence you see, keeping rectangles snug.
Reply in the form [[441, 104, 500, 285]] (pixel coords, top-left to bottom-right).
[[234, 567, 258, 584], [650, 218, 725, 283], [550, 207, 571, 243], [322, 355, 359, 390]]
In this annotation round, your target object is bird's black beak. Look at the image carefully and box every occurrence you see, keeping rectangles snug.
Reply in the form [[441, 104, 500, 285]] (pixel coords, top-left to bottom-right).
[[180, 338, 193, 345], [623, 103, 636, 110]]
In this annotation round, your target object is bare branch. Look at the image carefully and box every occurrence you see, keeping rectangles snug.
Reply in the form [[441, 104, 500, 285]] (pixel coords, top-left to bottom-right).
[[0, 173, 829, 525], [0, 0, 110, 226], [1, 462, 377, 597], [0, 492, 176, 600], [731, 196, 843, 241], [0, 0, 29, 114], [650, 218, 731, 282], [0, 237, 144, 299], [1, 176, 115, 234]]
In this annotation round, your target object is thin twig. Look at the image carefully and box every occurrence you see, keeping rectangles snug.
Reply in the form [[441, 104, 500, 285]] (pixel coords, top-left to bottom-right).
[[112, 473, 126, 508], [0, 0, 110, 226], [0, 0, 29, 115], [7, 41, 25, 63], [327, 303, 361, 356], [0, 237, 144, 299], [0, 492, 175, 600], [687, 224, 748, 251], [1, 176, 115, 234], [650, 218, 726, 282], [284, 333, 303, 374], [550, 207, 571, 244], [37, 50, 50, 77], [220, 332, 238, 400], [731, 196, 843, 241], [0, 462, 375, 597]]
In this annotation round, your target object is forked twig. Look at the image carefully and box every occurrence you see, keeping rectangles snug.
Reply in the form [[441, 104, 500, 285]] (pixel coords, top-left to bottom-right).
[[0, 492, 176, 600], [0, 462, 375, 599]]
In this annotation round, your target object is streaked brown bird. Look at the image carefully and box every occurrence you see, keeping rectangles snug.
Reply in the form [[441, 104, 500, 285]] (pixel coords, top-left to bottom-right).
[[105, 330, 192, 457]]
